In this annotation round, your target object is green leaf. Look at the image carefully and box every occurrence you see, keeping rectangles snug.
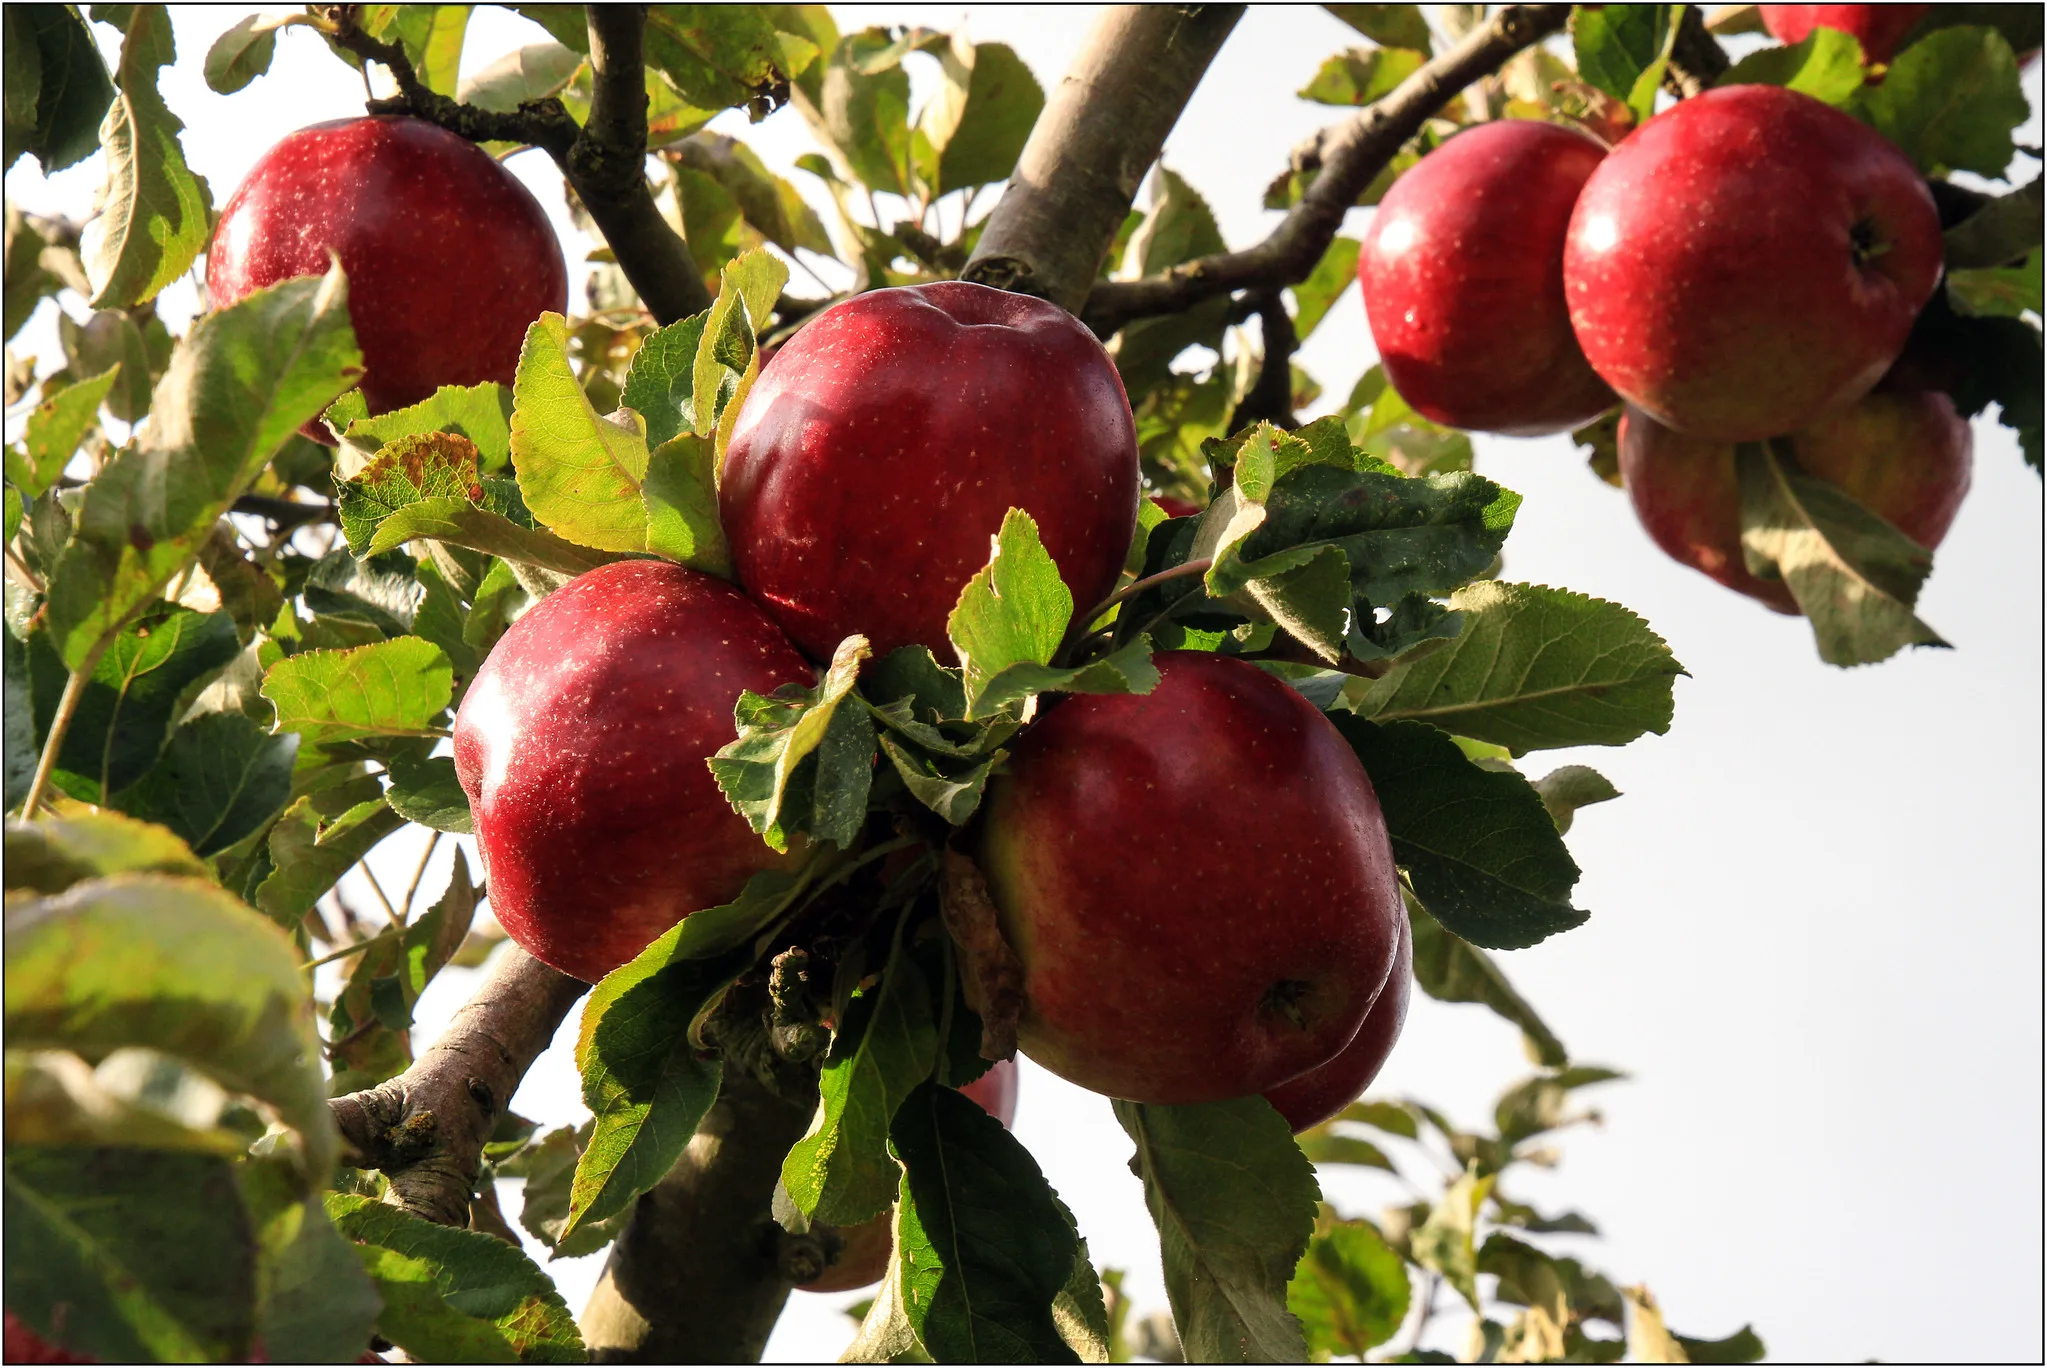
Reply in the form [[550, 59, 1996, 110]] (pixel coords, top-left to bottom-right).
[[641, 4, 806, 116], [253, 785, 406, 929], [1053, 1231, 1114, 1364], [948, 508, 1157, 719], [87, 6, 214, 309], [58, 306, 161, 422], [511, 311, 651, 553], [5, 871, 336, 1175], [1322, 4, 1433, 50], [1716, 26, 1866, 104], [326, 849, 477, 1083], [1674, 1325, 1769, 1364], [641, 431, 731, 574], [261, 636, 453, 746], [783, 925, 942, 1225], [1110, 167, 1229, 400], [1411, 1164, 1490, 1311], [1737, 441, 1946, 667], [619, 311, 707, 449], [563, 865, 824, 1240], [1298, 47, 1426, 105], [816, 28, 915, 195], [4, 1146, 257, 1362], [111, 710, 299, 855], [1856, 25, 2029, 176], [328, 381, 513, 473], [5, 5, 115, 175], [504, 1125, 628, 1258], [240, 1167, 382, 1364], [1353, 581, 1683, 753], [889, 1082, 1080, 1363], [668, 133, 836, 258], [1335, 717, 1586, 951], [691, 247, 788, 447], [1295, 1130, 1396, 1170], [920, 36, 1045, 193], [876, 730, 1001, 825], [43, 266, 362, 670], [2, 809, 208, 895], [1571, 3, 1676, 109], [1408, 898, 1568, 1068], [708, 634, 875, 851], [1530, 764, 1620, 835], [1942, 176, 2042, 270], [15, 364, 118, 498], [1494, 1066, 1624, 1146], [1476, 1233, 1571, 1357], [382, 5, 471, 97], [1948, 251, 2043, 318], [1291, 237, 1360, 342], [1115, 1096, 1318, 1363], [5, 624, 35, 810], [1903, 289, 2041, 470], [1288, 1219, 1412, 1361], [326, 1194, 584, 1363], [202, 11, 303, 93], [383, 752, 472, 834], [27, 602, 240, 802], [456, 39, 583, 112]]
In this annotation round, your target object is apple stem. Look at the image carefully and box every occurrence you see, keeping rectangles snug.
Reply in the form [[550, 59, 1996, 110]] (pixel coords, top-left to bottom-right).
[[1056, 557, 1215, 667]]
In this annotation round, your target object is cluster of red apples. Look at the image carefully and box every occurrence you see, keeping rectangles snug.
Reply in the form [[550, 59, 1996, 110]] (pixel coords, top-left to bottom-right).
[[210, 119, 1415, 1190], [1358, 13, 1972, 613]]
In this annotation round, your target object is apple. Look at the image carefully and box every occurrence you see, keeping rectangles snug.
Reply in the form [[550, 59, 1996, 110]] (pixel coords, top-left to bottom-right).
[[720, 282, 1140, 662], [798, 1060, 1019, 1293], [1563, 85, 1941, 443], [1264, 910, 1411, 1133], [1358, 119, 1616, 436], [1619, 387, 1973, 613], [977, 651, 1404, 1106], [453, 560, 812, 983], [3, 1313, 93, 1364], [1760, 6, 1932, 65], [208, 116, 567, 433], [1153, 494, 1203, 519]]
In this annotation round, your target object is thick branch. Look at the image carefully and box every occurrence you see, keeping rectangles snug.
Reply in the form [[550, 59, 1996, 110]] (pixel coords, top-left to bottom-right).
[[329, 947, 587, 1227], [1227, 291, 1298, 435], [580, 1075, 817, 1363], [1081, 4, 1572, 334], [962, 5, 1246, 313], [322, 4, 710, 325]]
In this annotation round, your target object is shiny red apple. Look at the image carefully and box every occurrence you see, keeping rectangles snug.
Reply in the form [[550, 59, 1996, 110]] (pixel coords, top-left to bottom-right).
[[1153, 494, 1202, 519], [978, 651, 1404, 1105], [1619, 387, 1973, 613], [2, 1313, 94, 1364], [453, 560, 811, 983], [1264, 910, 1411, 1132], [1359, 118, 1616, 435], [208, 116, 566, 429], [1564, 85, 1941, 442], [798, 1060, 1020, 1293], [1760, 5, 1932, 64], [720, 282, 1140, 662]]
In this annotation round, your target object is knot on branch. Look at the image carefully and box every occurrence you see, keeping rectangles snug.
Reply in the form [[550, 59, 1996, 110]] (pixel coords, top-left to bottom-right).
[[960, 255, 1045, 298], [702, 968, 827, 1105], [767, 948, 830, 1064], [332, 1085, 438, 1169], [774, 1225, 845, 1284]]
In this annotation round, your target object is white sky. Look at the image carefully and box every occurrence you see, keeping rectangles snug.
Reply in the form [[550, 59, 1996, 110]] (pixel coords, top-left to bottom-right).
[[4, 7, 2041, 1363]]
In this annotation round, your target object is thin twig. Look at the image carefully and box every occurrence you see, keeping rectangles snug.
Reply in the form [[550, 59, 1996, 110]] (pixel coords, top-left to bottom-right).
[[19, 628, 122, 817], [400, 830, 443, 920], [360, 861, 404, 929], [1080, 4, 1572, 334], [1056, 557, 1216, 666]]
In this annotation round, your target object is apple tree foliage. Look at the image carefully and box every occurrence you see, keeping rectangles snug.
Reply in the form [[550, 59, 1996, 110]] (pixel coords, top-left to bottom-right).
[[3, 1, 2036, 1362]]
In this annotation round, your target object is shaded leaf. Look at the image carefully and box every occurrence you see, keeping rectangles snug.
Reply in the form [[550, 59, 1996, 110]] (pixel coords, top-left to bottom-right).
[[1299, 47, 1426, 105], [4, 6, 115, 176], [1857, 25, 2028, 176], [87, 6, 214, 309], [1532, 764, 1619, 834], [203, 11, 304, 93], [1323, 5, 1433, 50], [921, 36, 1045, 193], [1115, 1097, 1317, 1363], [1407, 898, 1568, 1067], [618, 311, 707, 449], [1291, 237, 1360, 342], [383, 752, 471, 834], [709, 635, 874, 851], [14, 364, 119, 498], [112, 709, 299, 855], [254, 785, 406, 929]]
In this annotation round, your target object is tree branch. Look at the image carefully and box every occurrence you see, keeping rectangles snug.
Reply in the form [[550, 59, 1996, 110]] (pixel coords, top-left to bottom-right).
[[319, 4, 711, 325], [328, 946, 587, 1228], [1080, 4, 1572, 335], [1227, 290, 1298, 435], [580, 1074, 818, 1363], [961, 5, 1246, 313], [1666, 4, 1731, 98]]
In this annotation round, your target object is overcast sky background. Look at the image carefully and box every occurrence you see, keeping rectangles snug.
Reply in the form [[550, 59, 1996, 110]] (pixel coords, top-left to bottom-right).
[[5, 7, 2042, 1363]]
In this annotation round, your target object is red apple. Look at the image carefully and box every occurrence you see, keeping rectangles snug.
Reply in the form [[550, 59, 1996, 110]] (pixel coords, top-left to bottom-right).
[[1264, 910, 1411, 1133], [208, 116, 566, 432], [977, 652, 1404, 1105], [1760, 6, 1932, 64], [1359, 119, 1616, 436], [1619, 388, 1973, 613], [453, 560, 812, 983], [1564, 85, 1941, 443], [720, 282, 1140, 662], [798, 1060, 1019, 1293], [3, 1312, 93, 1364], [1153, 494, 1203, 519]]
